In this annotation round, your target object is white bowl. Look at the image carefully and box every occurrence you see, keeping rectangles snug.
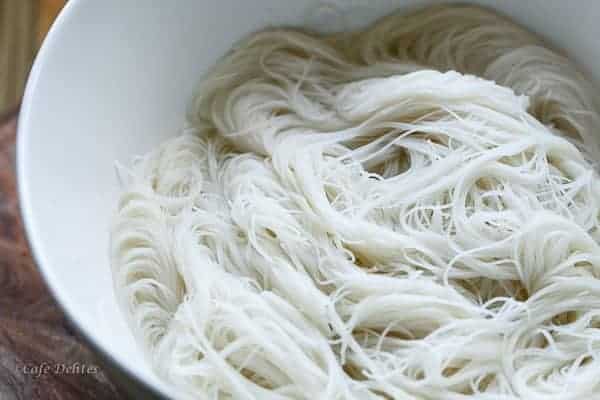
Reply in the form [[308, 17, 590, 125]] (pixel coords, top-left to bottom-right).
[[17, 0, 600, 397]]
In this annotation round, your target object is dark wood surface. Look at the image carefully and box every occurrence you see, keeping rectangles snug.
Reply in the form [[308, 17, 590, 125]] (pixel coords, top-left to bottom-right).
[[0, 109, 126, 400]]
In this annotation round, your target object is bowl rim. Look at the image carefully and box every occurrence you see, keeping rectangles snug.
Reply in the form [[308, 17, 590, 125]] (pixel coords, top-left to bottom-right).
[[16, 1, 168, 398]]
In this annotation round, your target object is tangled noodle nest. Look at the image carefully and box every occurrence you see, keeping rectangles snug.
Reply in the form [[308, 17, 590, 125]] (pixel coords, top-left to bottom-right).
[[111, 5, 600, 399]]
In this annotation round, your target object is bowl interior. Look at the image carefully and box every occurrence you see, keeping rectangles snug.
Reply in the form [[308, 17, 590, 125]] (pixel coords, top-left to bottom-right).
[[18, 0, 600, 397]]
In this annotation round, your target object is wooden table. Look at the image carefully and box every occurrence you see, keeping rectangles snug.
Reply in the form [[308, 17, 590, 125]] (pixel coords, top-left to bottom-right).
[[0, 109, 126, 400]]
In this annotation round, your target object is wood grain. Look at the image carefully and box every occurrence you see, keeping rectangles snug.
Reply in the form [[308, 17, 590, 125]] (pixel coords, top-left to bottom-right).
[[0, 0, 66, 113], [0, 0, 37, 113], [0, 110, 126, 400], [38, 0, 66, 47]]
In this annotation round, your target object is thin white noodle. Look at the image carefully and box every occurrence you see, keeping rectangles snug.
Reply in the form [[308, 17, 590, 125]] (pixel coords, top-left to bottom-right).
[[111, 5, 600, 399]]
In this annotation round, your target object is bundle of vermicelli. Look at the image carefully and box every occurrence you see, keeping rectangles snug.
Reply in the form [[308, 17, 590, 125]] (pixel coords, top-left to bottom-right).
[[110, 5, 600, 399]]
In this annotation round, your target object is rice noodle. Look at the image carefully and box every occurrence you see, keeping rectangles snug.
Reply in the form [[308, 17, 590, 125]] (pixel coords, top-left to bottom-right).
[[111, 5, 600, 399]]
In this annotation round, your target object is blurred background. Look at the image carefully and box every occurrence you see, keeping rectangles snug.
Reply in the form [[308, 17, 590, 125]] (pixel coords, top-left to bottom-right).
[[1, 0, 65, 115], [1, 1, 126, 399]]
